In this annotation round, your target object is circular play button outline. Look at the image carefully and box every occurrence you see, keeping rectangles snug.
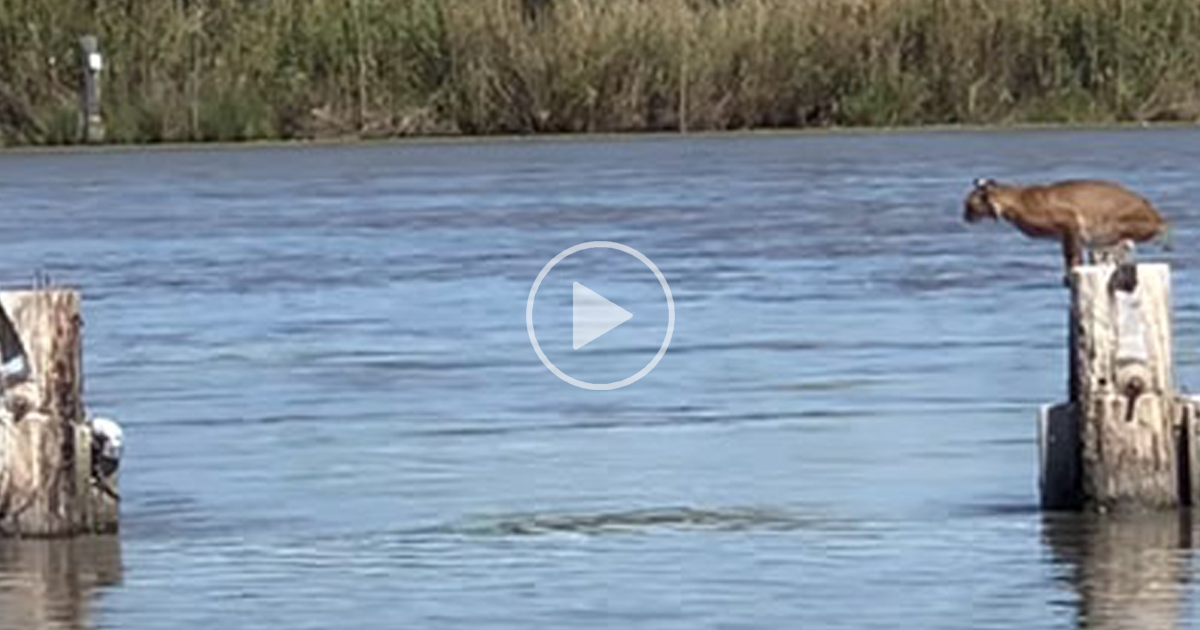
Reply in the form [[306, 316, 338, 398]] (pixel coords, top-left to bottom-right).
[[527, 241, 675, 390]]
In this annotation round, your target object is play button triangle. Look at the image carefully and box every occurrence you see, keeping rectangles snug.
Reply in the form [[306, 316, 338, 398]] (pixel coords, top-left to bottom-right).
[[573, 282, 632, 349]]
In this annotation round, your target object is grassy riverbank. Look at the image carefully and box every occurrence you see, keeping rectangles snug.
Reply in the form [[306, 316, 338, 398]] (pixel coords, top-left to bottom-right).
[[2, 0, 1199, 145]]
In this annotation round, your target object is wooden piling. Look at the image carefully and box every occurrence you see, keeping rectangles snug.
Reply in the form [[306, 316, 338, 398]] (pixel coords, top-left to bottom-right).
[[78, 36, 105, 144], [1039, 403, 1081, 510], [1040, 263, 1200, 511], [0, 290, 118, 537]]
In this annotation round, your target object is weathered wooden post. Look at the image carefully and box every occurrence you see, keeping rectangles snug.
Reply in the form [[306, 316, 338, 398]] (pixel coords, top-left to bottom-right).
[[1040, 263, 1200, 511], [78, 36, 105, 144], [0, 290, 118, 536]]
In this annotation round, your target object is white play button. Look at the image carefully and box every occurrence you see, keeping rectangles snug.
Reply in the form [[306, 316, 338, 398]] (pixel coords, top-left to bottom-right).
[[527, 241, 675, 390], [572, 282, 632, 349]]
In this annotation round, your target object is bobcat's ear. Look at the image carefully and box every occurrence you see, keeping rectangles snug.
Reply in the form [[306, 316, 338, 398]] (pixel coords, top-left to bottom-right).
[[973, 178, 996, 190]]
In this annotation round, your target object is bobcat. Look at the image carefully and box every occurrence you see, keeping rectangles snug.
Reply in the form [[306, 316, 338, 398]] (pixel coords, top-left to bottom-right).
[[963, 178, 1167, 276]]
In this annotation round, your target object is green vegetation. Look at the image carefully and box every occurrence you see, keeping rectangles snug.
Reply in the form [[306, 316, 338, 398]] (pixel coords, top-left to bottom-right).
[[2, 0, 1199, 145]]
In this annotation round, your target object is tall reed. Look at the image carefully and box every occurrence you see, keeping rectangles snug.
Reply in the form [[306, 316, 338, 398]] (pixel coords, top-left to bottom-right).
[[1, 0, 1198, 144]]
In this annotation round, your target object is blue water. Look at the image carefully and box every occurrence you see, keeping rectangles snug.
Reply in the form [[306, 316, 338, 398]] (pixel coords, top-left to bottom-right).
[[2, 129, 1200, 629]]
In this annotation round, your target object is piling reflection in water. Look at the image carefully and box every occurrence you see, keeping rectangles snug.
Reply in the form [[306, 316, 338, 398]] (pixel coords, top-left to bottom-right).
[[0, 536, 122, 630], [1043, 511, 1195, 630]]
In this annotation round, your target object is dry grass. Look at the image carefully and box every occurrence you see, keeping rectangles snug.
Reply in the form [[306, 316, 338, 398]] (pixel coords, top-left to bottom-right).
[[2, 0, 1199, 144]]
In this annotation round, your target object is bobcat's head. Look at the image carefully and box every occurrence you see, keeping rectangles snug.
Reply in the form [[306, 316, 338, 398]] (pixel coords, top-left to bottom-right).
[[964, 178, 1000, 223]]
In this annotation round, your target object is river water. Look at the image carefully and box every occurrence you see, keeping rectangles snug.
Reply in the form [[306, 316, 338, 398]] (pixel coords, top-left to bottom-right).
[[1, 129, 1200, 629]]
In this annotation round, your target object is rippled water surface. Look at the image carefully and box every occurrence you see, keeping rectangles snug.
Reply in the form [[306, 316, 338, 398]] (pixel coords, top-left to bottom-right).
[[3, 130, 1200, 629]]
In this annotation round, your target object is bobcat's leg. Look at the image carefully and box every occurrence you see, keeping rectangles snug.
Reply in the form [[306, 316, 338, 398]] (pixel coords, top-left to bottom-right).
[[1062, 233, 1083, 286]]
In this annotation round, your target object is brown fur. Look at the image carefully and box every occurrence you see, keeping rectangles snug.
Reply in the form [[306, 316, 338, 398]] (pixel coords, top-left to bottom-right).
[[964, 179, 1166, 273]]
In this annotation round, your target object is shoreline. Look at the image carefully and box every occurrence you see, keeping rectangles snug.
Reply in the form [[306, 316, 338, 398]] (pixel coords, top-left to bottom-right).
[[1, 121, 1196, 156], [7, 0, 1199, 150]]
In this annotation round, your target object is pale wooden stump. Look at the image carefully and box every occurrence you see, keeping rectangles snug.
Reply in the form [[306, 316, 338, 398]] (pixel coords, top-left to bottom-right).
[[1041, 264, 1200, 511], [0, 290, 117, 536]]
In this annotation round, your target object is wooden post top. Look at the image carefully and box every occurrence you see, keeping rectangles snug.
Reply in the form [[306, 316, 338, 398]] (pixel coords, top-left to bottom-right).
[[1070, 260, 1171, 284], [1071, 262, 1170, 276]]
